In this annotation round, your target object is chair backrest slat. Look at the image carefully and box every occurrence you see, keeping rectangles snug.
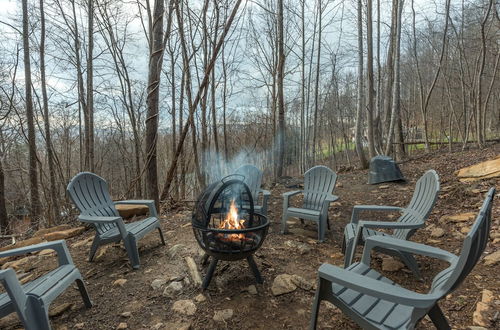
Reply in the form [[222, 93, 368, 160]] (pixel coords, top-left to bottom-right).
[[303, 166, 337, 211], [235, 165, 263, 201], [394, 170, 440, 239], [430, 188, 495, 295], [67, 172, 119, 235]]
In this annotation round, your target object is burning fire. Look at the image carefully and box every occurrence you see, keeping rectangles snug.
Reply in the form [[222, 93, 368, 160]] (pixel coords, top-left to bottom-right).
[[218, 200, 246, 241]]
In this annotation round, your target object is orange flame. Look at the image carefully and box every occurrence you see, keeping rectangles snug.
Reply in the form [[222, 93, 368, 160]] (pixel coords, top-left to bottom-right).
[[218, 200, 246, 241]]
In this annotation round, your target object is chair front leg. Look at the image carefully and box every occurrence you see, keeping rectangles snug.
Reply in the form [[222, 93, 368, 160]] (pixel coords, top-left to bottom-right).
[[310, 277, 329, 330], [281, 198, 289, 234], [346, 225, 363, 267], [124, 235, 140, 269]]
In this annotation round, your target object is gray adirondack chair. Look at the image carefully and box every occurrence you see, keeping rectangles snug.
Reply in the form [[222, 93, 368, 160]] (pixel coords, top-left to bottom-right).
[[234, 164, 271, 216], [0, 240, 92, 330], [281, 166, 338, 242], [343, 170, 439, 278], [67, 172, 165, 269], [311, 187, 495, 330]]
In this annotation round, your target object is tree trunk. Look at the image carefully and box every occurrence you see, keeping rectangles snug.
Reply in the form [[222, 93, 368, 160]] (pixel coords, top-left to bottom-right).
[[385, 0, 403, 156], [276, 0, 286, 177], [0, 159, 8, 234], [355, 0, 368, 169], [366, 0, 376, 158], [146, 0, 167, 209], [22, 0, 41, 229], [40, 0, 59, 225], [86, 0, 94, 171]]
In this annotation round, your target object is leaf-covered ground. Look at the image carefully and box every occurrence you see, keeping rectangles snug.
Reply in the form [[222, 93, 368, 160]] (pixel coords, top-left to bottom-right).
[[1, 144, 499, 329]]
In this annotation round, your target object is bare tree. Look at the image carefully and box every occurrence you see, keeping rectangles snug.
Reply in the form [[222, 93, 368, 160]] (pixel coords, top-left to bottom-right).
[[22, 0, 41, 229], [275, 0, 285, 177], [355, 0, 368, 169]]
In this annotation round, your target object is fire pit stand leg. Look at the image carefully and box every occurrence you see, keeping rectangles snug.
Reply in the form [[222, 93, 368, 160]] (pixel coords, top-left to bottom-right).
[[247, 256, 263, 284], [202, 258, 219, 289]]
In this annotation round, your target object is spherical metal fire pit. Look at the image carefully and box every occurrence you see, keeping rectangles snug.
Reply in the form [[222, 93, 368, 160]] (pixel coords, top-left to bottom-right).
[[192, 175, 269, 289]]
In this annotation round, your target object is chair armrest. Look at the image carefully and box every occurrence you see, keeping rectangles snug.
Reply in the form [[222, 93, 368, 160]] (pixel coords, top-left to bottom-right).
[[351, 205, 404, 224], [260, 189, 271, 197], [78, 215, 128, 239], [0, 240, 73, 266], [361, 236, 457, 265], [283, 190, 302, 209], [0, 269, 27, 308], [282, 190, 302, 198], [325, 194, 339, 203], [357, 220, 423, 230], [318, 263, 437, 308], [114, 199, 158, 217]]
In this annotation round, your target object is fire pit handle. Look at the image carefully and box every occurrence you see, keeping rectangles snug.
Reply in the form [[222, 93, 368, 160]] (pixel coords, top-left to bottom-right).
[[221, 174, 245, 182]]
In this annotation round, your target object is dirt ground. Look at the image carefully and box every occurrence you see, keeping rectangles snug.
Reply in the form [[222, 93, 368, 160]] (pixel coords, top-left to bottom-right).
[[1, 144, 499, 330]]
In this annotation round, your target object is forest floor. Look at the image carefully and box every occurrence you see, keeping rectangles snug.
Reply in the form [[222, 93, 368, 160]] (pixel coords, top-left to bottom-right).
[[1, 144, 499, 330]]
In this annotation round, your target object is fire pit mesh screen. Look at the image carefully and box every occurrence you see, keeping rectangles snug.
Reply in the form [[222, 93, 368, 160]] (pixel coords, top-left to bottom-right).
[[192, 176, 268, 258]]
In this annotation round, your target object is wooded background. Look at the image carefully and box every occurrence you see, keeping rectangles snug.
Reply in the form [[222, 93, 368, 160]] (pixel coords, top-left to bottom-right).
[[0, 0, 498, 233]]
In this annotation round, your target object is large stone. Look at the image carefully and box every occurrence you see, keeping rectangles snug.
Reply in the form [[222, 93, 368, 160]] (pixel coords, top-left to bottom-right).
[[382, 257, 404, 272], [246, 285, 257, 295], [271, 274, 297, 296], [1, 256, 36, 271], [33, 224, 73, 237], [430, 227, 445, 238], [116, 322, 128, 329], [115, 204, 149, 218], [113, 279, 127, 287], [472, 290, 494, 327], [439, 212, 476, 223], [455, 157, 500, 182], [168, 244, 186, 258], [284, 240, 312, 254], [172, 300, 196, 316], [151, 278, 168, 290], [44, 227, 86, 241], [291, 275, 313, 291], [484, 250, 500, 266], [213, 309, 233, 322], [185, 257, 202, 286], [163, 281, 183, 298]]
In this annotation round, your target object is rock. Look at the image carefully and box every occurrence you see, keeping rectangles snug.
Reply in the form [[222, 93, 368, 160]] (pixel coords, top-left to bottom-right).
[[271, 274, 297, 296], [484, 250, 500, 266], [168, 244, 186, 258], [115, 204, 149, 218], [49, 303, 74, 317], [33, 224, 72, 237], [247, 285, 257, 295], [430, 227, 445, 238], [38, 248, 55, 256], [0, 237, 45, 253], [467, 327, 488, 330], [213, 309, 233, 322], [284, 240, 312, 254], [379, 185, 390, 189], [163, 281, 183, 298], [152, 323, 164, 330], [72, 237, 93, 248], [473, 290, 495, 327], [116, 322, 128, 329], [185, 256, 202, 286], [1, 256, 36, 271], [151, 278, 168, 290], [194, 294, 206, 302], [291, 275, 313, 290], [120, 312, 132, 318], [113, 279, 127, 287], [75, 323, 85, 329], [172, 300, 196, 316], [455, 157, 500, 182], [44, 227, 86, 241], [382, 257, 404, 272], [440, 212, 476, 223]]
